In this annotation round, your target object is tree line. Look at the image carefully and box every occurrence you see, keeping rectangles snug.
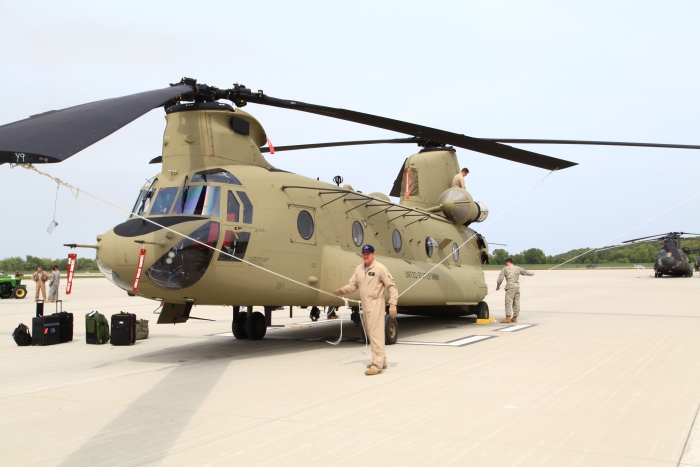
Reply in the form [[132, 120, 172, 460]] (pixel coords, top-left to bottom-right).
[[0, 255, 98, 273], [488, 237, 700, 265]]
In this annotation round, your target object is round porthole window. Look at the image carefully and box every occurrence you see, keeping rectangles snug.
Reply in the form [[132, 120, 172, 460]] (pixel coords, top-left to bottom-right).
[[297, 210, 314, 240], [352, 221, 364, 246], [392, 230, 402, 253], [452, 242, 459, 261], [425, 237, 435, 258]]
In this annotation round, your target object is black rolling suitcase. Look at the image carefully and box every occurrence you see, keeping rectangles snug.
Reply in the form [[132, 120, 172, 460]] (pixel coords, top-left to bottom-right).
[[51, 300, 73, 343], [111, 312, 136, 346], [32, 314, 61, 346], [36, 299, 44, 317]]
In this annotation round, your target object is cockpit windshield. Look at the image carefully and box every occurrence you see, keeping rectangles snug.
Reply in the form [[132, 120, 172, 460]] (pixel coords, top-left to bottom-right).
[[173, 186, 221, 216], [150, 187, 179, 215]]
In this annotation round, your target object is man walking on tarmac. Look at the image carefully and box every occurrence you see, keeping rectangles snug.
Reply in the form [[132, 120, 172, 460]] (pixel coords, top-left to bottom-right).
[[334, 245, 399, 375], [496, 258, 534, 323]]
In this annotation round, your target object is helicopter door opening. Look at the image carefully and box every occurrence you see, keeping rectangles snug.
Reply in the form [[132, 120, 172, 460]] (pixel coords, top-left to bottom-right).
[[218, 231, 251, 263], [289, 205, 316, 245]]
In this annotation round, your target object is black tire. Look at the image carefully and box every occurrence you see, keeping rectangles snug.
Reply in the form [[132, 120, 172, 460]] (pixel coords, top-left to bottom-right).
[[246, 311, 267, 340], [232, 311, 248, 339], [385, 315, 398, 345], [476, 301, 489, 319], [13, 286, 27, 299]]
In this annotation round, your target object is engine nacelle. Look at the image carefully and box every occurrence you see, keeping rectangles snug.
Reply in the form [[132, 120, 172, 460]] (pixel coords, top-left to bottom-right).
[[437, 188, 489, 225]]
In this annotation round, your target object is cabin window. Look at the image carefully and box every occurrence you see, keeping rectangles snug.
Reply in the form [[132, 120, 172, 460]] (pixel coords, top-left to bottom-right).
[[425, 237, 436, 258], [150, 187, 179, 215], [452, 242, 459, 261], [173, 186, 221, 216], [236, 191, 253, 224], [297, 210, 314, 240], [146, 221, 220, 290], [191, 168, 242, 185], [392, 230, 402, 253], [352, 221, 364, 247], [218, 230, 250, 262], [227, 191, 240, 222]]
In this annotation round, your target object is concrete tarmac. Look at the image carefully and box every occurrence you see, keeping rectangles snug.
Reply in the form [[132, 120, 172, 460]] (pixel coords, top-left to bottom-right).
[[1, 270, 699, 466]]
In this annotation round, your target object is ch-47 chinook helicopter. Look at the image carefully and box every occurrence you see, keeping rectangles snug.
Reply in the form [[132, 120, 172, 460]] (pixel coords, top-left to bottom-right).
[[2, 78, 699, 342], [622, 232, 699, 277]]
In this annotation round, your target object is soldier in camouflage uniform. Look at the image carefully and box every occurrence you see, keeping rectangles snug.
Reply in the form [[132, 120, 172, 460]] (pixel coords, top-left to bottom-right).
[[496, 258, 535, 323]]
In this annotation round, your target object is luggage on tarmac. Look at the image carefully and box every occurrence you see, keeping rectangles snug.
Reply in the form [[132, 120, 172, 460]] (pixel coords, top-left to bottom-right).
[[32, 315, 61, 346], [111, 312, 136, 346], [36, 300, 44, 317], [12, 323, 32, 346], [86, 311, 110, 344], [135, 319, 149, 340], [50, 300, 73, 343]]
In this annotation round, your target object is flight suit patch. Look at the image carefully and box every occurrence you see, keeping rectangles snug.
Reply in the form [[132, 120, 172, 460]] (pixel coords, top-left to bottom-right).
[[368, 272, 375, 276]]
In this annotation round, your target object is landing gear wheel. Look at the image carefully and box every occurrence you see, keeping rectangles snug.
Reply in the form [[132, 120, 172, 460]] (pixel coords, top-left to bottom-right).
[[232, 311, 248, 339], [476, 301, 489, 319], [309, 306, 320, 322], [246, 311, 267, 340], [385, 315, 398, 345], [12, 286, 26, 299]]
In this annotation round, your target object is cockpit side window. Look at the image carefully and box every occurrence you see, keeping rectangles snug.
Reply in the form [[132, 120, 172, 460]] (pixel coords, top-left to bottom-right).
[[129, 190, 147, 218], [236, 191, 253, 224], [150, 187, 179, 215], [191, 168, 242, 185], [227, 191, 240, 222], [173, 186, 221, 216], [132, 188, 155, 218]]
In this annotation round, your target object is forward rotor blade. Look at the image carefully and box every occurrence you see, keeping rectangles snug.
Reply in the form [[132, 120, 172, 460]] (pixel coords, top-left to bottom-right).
[[481, 139, 700, 150], [0, 84, 193, 165], [260, 138, 418, 153], [241, 93, 577, 171]]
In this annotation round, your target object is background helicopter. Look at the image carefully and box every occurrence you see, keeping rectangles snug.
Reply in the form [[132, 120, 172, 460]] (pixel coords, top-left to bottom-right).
[[622, 232, 698, 277], [1, 78, 699, 343]]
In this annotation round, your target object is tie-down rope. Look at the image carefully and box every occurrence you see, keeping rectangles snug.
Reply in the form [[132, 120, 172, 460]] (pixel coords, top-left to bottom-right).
[[397, 169, 556, 298]]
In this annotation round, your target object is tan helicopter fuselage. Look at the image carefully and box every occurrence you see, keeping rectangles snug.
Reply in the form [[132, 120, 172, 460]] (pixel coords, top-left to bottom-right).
[[95, 105, 490, 319]]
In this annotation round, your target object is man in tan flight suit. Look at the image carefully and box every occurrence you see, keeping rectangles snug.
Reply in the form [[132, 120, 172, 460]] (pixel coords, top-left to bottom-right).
[[452, 168, 469, 189], [496, 258, 534, 323], [32, 266, 48, 301], [334, 244, 399, 375]]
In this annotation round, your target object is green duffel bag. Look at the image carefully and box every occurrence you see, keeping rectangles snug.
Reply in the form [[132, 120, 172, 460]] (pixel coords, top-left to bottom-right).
[[86, 311, 110, 344], [135, 319, 149, 340]]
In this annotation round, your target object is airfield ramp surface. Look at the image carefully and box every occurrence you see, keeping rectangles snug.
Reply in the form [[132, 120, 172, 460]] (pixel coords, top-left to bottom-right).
[[1, 271, 699, 466]]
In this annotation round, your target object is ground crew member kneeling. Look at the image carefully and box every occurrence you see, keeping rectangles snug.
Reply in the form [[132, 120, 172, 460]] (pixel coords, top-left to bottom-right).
[[496, 258, 534, 323], [334, 245, 399, 376]]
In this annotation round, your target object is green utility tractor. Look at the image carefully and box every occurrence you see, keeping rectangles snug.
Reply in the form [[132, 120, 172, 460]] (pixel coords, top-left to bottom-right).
[[0, 275, 27, 299]]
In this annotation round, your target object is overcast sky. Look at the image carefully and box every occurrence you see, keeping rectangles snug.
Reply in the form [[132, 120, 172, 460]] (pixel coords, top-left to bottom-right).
[[1, 0, 698, 261]]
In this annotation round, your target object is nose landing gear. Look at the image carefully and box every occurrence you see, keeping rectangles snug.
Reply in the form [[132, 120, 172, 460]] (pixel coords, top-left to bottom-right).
[[309, 306, 321, 322]]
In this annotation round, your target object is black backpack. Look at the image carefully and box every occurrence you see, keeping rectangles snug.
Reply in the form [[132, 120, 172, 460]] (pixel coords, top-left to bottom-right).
[[12, 323, 32, 346]]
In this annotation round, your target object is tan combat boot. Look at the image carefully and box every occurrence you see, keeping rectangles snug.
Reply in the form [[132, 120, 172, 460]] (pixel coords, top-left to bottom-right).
[[500, 317, 512, 324], [365, 367, 382, 376], [367, 363, 388, 369], [511, 317, 518, 323]]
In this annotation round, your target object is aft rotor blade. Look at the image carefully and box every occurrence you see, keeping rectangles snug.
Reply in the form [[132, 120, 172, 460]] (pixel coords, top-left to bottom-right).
[[622, 233, 672, 243], [260, 138, 418, 153], [0, 84, 194, 165], [482, 139, 700, 150], [241, 93, 577, 171]]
